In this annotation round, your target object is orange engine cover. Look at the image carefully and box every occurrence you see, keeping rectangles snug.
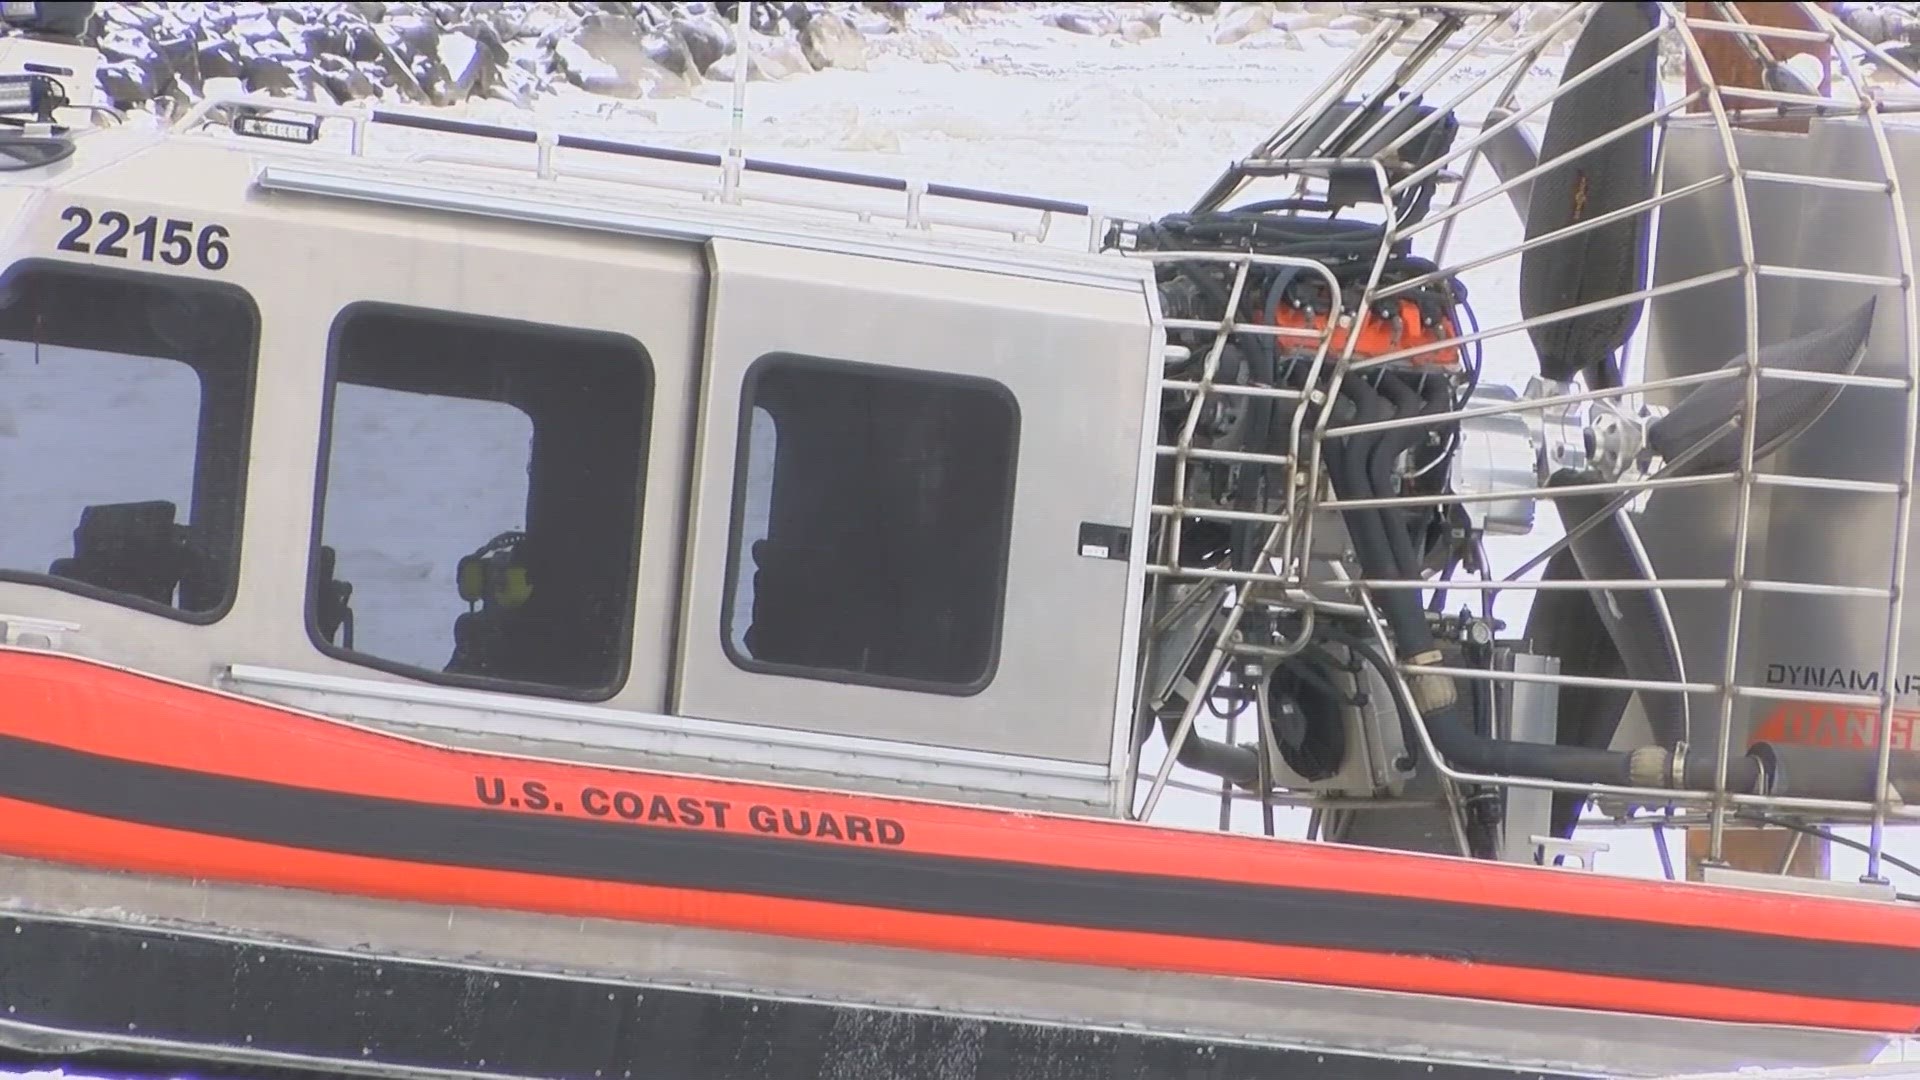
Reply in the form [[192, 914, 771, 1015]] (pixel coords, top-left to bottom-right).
[[1266, 297, 1463, 369]]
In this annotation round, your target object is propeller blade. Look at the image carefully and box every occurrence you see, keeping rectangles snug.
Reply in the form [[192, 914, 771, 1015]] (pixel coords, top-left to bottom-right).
[[1522, 547, 1635, 838], [1518, 1, 1661, 385], [1543, 473, 1691, 752], [1646, 297, 1878, 475]]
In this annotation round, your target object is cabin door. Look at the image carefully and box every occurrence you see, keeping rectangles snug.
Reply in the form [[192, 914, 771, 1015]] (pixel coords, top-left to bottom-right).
[[673, 238, 1157, 786]]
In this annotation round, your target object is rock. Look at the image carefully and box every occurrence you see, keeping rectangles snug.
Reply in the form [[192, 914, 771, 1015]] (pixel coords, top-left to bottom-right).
[[1120, 16, 1160, 42], [1273, 11, 1333, 32], [434, 27, 496, 103], [231, 13, 282, 47], [364, 24, 430, 101], [148, 29, 202, 96], [104, 3, 162, 32], [383, 11, 440, 55], [864, 1, 913, 31], [94, 26, 154, 66], [1326, 14, 1372, 32], [560, 14, 693, 96], [356, 59, 395, 93], [514, 5, 568, 41], [798, 9, 867, 70], [701, 27, 809, 81], [1843, 5, 1889, 45], [240, 53, 298, 96], [315, 54, 381, 103], [488, 61, 542, 107], [1213, 3, 1271, 45], [1532, 3, 1570, 35], [1046, 7, 1117, 35], [1316, 27, 1364, 49], [636, 26, 698, 83], [197, 39, 246, 82], [97, 59, 158, 109], [673, 13, 733, 74]]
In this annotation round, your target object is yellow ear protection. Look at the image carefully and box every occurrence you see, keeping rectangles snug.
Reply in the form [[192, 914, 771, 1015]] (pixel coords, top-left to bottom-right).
[[456, 531, 533, 612]]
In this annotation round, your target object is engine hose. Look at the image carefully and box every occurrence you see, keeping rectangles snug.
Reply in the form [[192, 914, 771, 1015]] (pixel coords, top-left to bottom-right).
[[1333, 380, 1436, 656], [1152, 645, 1262, 788], [1156, 708, 1261, 788], [1228, 335, 1281, 571], [1405, 671, 1769, 792], [1371, 373, 1439, 580], [1315, 625, 1423, 760], [1287, 644, 1364, 710]]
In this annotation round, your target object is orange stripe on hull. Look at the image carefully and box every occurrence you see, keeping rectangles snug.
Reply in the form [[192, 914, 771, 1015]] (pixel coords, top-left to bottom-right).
[[0, 795, 1907, 1034]]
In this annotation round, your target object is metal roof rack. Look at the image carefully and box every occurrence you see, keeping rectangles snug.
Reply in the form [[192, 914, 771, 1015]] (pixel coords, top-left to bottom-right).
[[167, 94, 1102, 249]]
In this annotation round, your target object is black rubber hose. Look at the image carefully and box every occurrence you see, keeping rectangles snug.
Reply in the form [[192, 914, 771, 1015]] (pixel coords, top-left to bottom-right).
[[1333, 380, 1435, 656], [1156, 709, 1261, 788], [1150, 642, 1263, 788], [1317, 625, 1422, 758], [1421, 699, 1638, 785], [1227, 334, 1280, 572], [1372, 372, 1438, 579]]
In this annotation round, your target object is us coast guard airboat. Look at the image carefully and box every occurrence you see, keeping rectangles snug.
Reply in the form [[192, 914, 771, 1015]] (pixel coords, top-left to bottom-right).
[[2, 1, 1920, 1077]]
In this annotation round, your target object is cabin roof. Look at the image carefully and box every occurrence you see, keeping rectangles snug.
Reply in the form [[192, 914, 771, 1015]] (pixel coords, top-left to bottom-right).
[[23, 95, 1158, 294]]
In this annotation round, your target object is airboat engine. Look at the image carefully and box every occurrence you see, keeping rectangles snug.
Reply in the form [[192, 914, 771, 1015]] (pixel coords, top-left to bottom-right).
[[1111, 0, 1919, 867]]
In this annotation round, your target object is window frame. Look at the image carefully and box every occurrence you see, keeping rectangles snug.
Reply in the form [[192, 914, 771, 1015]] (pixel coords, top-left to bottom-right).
[[305, 300, 655, 703], [718, 351, 1021, 698], [0, 257, 261, 624]]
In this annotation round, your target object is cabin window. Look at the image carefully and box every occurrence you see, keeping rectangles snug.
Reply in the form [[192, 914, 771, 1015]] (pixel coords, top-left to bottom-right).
[[0, 259, 257, 619], [722, 353, 1019, 695], [311, 303, 651, 700]]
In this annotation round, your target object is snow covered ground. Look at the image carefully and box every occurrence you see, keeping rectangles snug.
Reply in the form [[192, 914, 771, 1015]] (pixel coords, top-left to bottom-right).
[[7, 5, 1920, 1074]]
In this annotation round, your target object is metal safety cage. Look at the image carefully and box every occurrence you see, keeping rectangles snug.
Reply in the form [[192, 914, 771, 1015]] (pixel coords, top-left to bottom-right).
[[1115, 0, 1920, 884]]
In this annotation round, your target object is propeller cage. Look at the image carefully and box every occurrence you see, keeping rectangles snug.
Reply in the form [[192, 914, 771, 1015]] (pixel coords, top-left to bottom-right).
[[1115, 1, 1920, 872]]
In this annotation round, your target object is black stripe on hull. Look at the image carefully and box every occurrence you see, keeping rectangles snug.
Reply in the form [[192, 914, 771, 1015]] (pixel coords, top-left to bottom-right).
[[0, 912, 1599, 1080], [0, 733, 1915, 1007]]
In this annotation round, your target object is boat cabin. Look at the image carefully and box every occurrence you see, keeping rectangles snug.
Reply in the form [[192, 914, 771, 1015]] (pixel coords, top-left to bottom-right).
[[0, 100, 1163, 816]]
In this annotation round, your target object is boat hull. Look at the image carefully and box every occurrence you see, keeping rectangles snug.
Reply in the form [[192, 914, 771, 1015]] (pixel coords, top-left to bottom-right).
[[0, 647, 1910, 1077]]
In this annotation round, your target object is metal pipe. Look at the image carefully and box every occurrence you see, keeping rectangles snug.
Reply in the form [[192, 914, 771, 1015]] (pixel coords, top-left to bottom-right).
[[1666, 3, 1764, 867], [1390, 18, 1671, 195]]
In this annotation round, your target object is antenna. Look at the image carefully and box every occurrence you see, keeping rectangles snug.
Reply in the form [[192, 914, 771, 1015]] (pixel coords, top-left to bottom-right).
[[723, 0, 750, 203]]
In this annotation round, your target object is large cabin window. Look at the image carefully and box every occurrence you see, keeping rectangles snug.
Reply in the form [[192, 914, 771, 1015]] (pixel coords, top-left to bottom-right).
[[723, 354, 1019, 695], [0, 259, 257, 619], [311, 303, 651, 700]]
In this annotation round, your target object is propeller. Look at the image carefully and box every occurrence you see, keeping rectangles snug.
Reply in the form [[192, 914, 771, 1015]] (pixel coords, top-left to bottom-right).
[[1518, 1, 1661, 388], [1510, 1, 1663, 835], [1643, 299, 1879, 475], [1514, 4, 1882, 837]]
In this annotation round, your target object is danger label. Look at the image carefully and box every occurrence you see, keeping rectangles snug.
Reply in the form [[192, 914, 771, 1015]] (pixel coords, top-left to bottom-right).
[[1752, 703, 1920, 753], [470, 775, 907, 846]]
